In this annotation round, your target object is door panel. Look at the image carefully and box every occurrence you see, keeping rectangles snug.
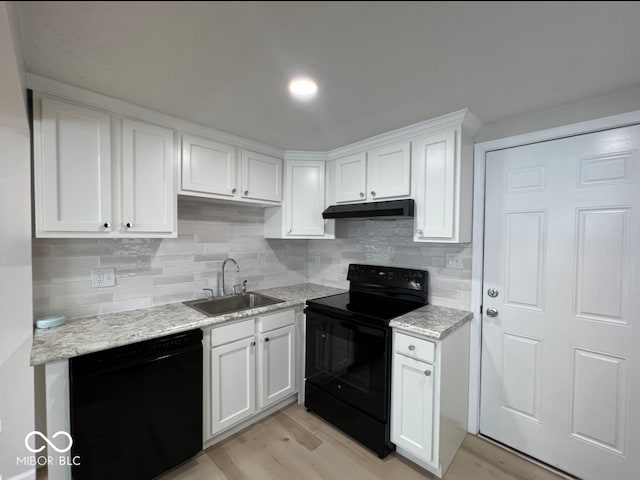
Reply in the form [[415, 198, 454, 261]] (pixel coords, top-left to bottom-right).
[[480, 125, 640, 479]]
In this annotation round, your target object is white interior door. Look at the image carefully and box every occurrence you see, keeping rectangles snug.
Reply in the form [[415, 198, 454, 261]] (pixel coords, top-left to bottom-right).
[[480, 125, 640, 480]]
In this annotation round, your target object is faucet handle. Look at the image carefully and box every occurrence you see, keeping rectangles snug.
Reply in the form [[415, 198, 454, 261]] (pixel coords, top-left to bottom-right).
[[242, 280, 247, 294]]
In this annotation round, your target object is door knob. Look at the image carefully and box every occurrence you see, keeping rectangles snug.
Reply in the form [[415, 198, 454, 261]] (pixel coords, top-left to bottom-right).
[[486, 307, 498, 317], [487, 288, 499, 298]]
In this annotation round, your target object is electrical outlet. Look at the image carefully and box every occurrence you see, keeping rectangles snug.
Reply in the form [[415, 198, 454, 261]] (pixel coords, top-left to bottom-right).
[[91, 268, 116, 288], [445, 252, 463, 270]]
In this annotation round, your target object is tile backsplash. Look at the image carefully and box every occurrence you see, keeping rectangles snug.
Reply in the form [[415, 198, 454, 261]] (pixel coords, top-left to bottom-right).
[[32, 201, 472, 321], [308, 219, 472, 310], [32, 199, 308, 320]]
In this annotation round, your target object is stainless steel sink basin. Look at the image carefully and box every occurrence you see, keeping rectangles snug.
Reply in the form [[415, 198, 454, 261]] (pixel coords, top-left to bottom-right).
[[183, 292, 284, 316]]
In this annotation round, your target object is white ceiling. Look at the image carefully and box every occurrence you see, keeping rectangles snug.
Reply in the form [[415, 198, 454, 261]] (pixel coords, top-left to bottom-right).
[[15, 1, 640, 150]]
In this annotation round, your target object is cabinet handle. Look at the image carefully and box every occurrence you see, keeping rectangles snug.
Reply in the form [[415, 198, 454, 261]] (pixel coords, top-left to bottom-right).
[[359, 192, 365, 198], [126, 222, 133, 228], [424, 370, 432, 376], [231, 188, 237, 194], [408, 345, 415, 351], [244, 190, 249, 196], [371, 191, 376, 197], [265, 337, 269, 342], [103, 222, 110, 228], [250, 341, 256, 347]]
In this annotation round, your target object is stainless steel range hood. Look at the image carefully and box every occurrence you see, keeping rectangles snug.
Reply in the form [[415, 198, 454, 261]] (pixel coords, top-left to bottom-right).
[[321, 199, 415, 220]]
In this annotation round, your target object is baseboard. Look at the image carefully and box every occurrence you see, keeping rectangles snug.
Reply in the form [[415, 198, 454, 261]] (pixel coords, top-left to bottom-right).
[[477, 434, 579, 480], [5, 468, 37, 480]]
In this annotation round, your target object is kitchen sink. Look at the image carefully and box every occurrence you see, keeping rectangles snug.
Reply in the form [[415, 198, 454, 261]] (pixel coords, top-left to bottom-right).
[[183, 292, 285, 316]]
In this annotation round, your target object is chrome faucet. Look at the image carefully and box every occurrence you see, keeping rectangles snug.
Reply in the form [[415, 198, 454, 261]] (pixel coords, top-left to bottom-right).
[[202, 288, 214, 300], [221, 258, 240, 296]]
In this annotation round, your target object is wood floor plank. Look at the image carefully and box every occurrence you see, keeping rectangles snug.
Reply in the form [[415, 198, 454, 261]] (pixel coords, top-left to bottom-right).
[[38, 403, 568, 480]]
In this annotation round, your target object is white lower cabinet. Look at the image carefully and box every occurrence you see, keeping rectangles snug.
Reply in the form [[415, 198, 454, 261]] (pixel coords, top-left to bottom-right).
[[391, 323, 470, 478], [205, 308, 297, 440]]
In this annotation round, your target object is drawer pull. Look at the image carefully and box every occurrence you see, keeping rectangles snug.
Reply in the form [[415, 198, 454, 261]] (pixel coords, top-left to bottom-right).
[[408, 345, 415, 351]]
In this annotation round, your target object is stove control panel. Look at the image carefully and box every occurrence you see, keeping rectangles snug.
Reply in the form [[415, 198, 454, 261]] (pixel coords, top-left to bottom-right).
[[347, 264, 428, 291]]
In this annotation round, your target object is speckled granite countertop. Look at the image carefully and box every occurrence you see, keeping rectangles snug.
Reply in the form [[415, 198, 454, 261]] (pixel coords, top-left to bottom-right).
[[30, 283, 345, 365], [390, 305, 473, 340]]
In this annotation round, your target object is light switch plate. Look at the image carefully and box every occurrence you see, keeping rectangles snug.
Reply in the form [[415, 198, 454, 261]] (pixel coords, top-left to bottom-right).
[[91, 268, 116, 288], [445, 252, 463, 270]]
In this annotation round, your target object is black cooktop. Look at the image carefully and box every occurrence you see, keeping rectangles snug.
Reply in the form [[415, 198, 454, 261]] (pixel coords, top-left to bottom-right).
[[305, 292, 424, 325]]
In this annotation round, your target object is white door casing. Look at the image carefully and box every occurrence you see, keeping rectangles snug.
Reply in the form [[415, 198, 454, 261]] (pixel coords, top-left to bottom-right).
[[480, 125, 640, 480]]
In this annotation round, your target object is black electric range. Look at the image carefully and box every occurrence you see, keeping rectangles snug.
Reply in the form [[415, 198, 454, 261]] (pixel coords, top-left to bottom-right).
[[304, 264, 429, 458]]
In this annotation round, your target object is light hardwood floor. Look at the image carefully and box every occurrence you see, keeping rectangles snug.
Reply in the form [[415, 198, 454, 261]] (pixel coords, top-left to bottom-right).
[[37, 403, 565, 479]]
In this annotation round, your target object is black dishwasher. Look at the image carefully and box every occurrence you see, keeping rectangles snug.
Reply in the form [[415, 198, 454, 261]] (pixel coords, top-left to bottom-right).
[[69, 329, 203, 480]]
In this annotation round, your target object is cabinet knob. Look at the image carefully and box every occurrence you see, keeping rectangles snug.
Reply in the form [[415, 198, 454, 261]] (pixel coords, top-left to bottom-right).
[[416, 229, 423, 236], [265, 337, 269, 342], [231, 188, 237, 194], [126, 222, 133, 228], [371, 191, 376, 197], [408, 345, 415, 351], [244, 190, 249, 196], [424, 370, 432, 377], [103, 222, 110, 228], [287, 228, 292, 233], [250, 341, 256, 347], [359, 192, 365, 198]]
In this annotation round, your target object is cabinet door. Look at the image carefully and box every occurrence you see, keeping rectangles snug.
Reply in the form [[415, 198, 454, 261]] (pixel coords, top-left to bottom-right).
[[210, 336, 256, 435], [38, 97, 112, 234], [412, 129, 457, 241], [335, 153, 366, 203], [258, 324, 296, 409], [391, 353, 435, 463], [367, 141, 411, 200], [181, 135, 237, 197], [285, 160, 326, 236], [240, 149, 282, 202], [121, 119, 176, 234]]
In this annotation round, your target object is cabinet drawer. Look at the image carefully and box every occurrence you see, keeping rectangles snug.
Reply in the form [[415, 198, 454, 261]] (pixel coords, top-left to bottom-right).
[[395, 332, 435, 364], [210, 319, 254, 347], [257, 309, 295, 333]]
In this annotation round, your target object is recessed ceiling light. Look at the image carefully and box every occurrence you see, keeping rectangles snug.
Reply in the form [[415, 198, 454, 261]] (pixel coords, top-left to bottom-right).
[[288, 77, 318, 100]]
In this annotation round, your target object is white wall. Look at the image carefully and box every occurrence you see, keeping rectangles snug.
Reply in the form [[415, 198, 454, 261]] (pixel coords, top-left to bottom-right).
[[0, 1, 35, 479], [476, 83, 640, 142]]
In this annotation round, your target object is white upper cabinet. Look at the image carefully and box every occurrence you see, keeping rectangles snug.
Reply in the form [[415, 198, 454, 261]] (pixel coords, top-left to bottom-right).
[[240, 149, 283, 203], [335, 153, 367, 203], [36, 97, 112, 235], [180, 134, 237, 198], [121, 118, 176, 234], [264, 158, 335, 239], [33, 94, 177, 238], [334, 141, 411, 204], [412, 114, 476, 243], [366, 141, 411, 200], [286, 160, 326, 236]]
